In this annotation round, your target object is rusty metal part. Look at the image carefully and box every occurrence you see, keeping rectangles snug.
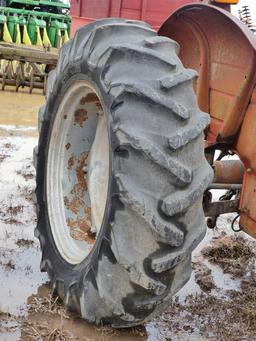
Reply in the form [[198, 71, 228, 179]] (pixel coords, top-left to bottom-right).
[[204, 187, 240, 229], [206, 216, 217, 229], [0, 61, 45, 93], [208, 183, 242, 190], [159, 3, 256, 239], [0, 42, 58, 92], [204, 198, 239, 217], [213, 160, 244, 184], [219, 189, 239, 201], [0, 42, 58, 64], [159, 3, 256, 144], [204, 194, 240, 229], [46, 80, 109, 265], [235, 90, 256, 237]]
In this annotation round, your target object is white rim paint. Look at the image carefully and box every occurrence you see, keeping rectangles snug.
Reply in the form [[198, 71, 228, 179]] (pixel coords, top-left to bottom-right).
[[47, 80, 109, 265]]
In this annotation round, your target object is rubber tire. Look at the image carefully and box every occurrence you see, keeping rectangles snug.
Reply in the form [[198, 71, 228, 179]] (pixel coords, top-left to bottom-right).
[[35, 19, 213, 327]]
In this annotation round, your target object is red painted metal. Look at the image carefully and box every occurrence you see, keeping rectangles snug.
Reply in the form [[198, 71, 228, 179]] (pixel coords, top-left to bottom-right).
[[159, 4, 256, 145], [70, 0, 200, 36], [213, 160, 244, 184], [235, 88, 256, 238], [159, 3, 256, 237]]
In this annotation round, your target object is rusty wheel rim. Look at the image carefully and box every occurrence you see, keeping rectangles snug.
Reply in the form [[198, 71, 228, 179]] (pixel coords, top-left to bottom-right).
[[47, 80, 110, 265]]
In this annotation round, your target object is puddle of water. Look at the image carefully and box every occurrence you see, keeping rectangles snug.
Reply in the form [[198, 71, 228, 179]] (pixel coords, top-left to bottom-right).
[[0, 135, 48, 316], [0, 247, 47, 315], [0, 87, 43, 137], [0, 87, 43, 126], [205, 258, 240, 293]]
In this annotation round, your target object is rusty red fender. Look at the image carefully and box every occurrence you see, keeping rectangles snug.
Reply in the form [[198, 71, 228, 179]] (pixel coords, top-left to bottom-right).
[[159, 3, 256, 237]]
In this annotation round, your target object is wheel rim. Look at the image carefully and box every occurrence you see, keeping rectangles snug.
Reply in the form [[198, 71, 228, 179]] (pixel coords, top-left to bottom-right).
[[47, 80, 110, 265]]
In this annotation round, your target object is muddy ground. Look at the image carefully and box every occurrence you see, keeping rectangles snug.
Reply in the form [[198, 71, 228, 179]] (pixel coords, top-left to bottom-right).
[[0, 88, 256, 341]]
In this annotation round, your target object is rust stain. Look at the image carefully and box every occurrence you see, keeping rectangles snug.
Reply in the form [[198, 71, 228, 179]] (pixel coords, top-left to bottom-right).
[[80, 96, 87, 105], [65, 142, 71, 150], [68, 155, 74, 169], [82, 93, 98, 103], [77, 218, 91, 233], [76, 153, 88, 191], [74, 108, 88, 128], [70, 183, 84, 197], [96, 101, 102, 109], [66, 217, 95, 244], [67, 218, 87, 242], [213, 160, 244, 184], [80, 93, 102, 109], [64, 152, 94, 243], [84, 207, 91, 221], [70, 229, 88, 242], [66, 217, 75, 228], [64, 196, 84, 215]]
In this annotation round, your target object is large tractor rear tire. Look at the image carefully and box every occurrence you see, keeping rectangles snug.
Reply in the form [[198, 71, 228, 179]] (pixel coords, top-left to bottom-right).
[[35, 19, 213, 327]]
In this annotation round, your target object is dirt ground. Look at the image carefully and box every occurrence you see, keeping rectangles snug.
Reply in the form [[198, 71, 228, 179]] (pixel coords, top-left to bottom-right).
[[0, 88, 256, 341]]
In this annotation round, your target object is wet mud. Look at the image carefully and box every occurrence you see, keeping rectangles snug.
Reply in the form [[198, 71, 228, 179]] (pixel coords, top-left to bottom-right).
[[0, 90, 256, 340]]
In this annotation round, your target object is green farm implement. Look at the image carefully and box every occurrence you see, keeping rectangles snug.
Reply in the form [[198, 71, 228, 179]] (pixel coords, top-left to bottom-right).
[[0, 0, 70, 92]]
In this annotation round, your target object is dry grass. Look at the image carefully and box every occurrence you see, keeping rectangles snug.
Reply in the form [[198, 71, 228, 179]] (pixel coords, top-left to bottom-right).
[[155, 282, 256, 340], [3, 142, 15, 150], [16, 238, 34, 247], [6, 204, 24, 215], [16, 165, 34, 181], [22, 318, 80, 341], [0, 313, 20, 335], [20, 185, 35, 203], [152, 233, 256, 340], [28, 292, 66, 316], [0, 142, 15, 162], [2, 217, 23, 225], [193, 262, 216, 292], [202, 234, 254, 277], [1, 259, 15, 270], [0, 154, 10, 162]]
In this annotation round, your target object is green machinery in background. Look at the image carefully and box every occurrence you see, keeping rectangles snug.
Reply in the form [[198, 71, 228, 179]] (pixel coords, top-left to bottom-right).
[[0, 0, 71, 47], [0, 0, 70, 92]]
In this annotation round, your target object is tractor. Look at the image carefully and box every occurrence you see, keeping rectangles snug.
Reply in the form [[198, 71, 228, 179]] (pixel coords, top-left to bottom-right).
[[33, 0, 256, 328]]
